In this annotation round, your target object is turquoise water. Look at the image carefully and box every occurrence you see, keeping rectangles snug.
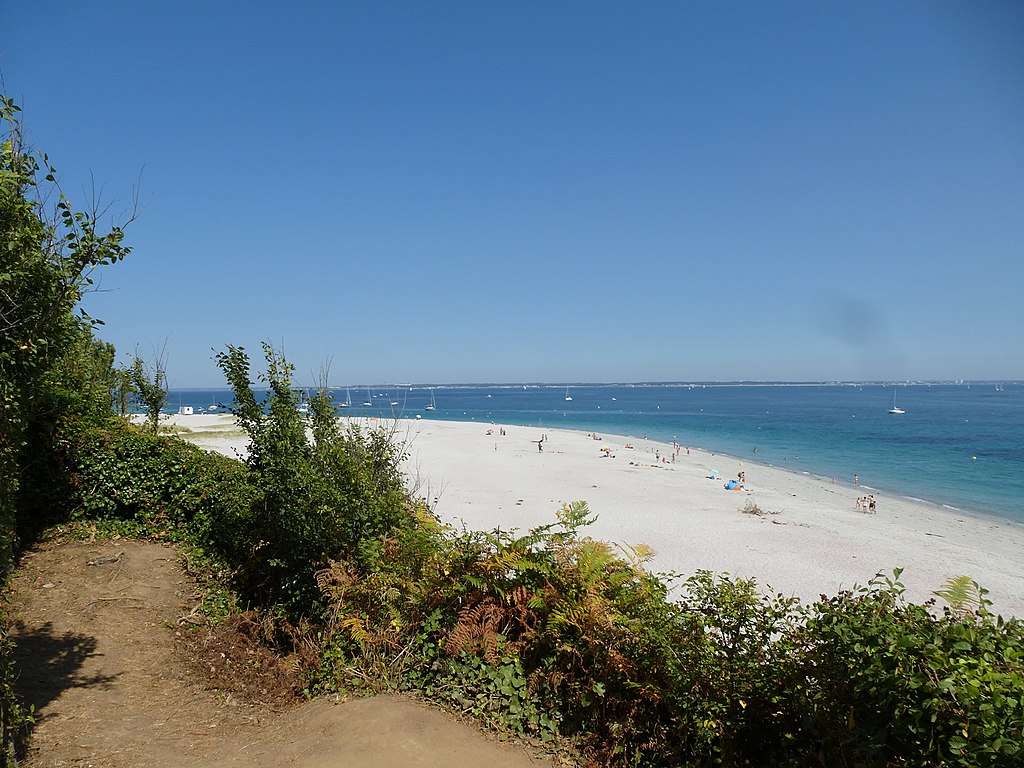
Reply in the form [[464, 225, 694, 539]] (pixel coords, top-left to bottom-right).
[[169, 383, 1023, 525]]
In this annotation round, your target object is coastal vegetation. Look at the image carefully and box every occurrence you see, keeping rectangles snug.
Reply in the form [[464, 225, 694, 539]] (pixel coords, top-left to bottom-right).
[[3, 94, 1023, 767], [2, 93, 134, 762]]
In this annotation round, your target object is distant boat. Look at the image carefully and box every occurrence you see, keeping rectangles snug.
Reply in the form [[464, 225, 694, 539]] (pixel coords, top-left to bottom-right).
[[564, 386, 573, 402], [888, 388, 906, 414], [424, 389, 436, 411], [362, 387, 372, 407]]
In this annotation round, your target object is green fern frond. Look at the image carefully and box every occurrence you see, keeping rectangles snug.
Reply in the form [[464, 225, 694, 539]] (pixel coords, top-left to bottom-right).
[[479, 548, 528, 574], [616, 541, 656, 569], [340, 615, 368, 644], [934, 575, 990, 616], [555, 500, 597, 536]]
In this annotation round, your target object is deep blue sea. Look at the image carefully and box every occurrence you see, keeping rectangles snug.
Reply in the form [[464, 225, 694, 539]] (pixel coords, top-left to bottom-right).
[[168, 383, 1023, 525]]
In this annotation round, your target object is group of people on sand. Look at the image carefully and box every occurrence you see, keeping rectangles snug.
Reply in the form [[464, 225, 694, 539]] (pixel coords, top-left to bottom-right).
[[856, 495, 877, 514]]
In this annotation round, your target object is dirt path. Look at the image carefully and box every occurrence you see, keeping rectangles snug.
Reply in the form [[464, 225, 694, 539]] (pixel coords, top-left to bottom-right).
[[8, 539, 559, 768]]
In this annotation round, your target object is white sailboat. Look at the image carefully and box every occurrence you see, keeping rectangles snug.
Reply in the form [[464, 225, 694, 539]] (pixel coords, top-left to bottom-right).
[[339, 386, 352, 408], [564, 386, 573, 402], [888, 388, 905, 414], [424, 389, 436, 411]]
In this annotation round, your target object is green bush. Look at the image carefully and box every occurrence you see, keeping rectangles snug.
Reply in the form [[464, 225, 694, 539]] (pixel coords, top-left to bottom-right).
[[215, 343, 417, 615], [54, 421, 249, 535], [792, 569, 1024, 767]]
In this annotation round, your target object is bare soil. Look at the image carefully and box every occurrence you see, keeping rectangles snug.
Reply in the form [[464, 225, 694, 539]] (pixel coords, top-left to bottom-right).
[[7, 538, 560, 768]]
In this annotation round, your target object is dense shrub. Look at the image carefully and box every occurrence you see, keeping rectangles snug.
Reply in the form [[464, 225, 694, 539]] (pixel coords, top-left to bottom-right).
[[791, 570, 1024, 767], [313, 504, 1023, 768], [37, 419, 255, 561], [216, 343, 416, 615], [315, 502, 796, 764]]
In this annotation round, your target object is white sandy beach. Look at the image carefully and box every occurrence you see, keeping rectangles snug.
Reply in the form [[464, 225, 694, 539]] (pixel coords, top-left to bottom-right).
[[167, 413, 1024, 618]]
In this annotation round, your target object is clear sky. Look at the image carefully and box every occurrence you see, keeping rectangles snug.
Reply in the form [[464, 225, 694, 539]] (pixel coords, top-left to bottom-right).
[[4, 2, 1023, 386]]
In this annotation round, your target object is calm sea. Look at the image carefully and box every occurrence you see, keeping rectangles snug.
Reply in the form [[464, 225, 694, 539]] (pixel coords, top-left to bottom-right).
[[168, 383, 1023, 525]]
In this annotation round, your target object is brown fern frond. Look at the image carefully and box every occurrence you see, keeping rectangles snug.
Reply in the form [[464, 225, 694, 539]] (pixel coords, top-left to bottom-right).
[[504, 586, 540, 641], [444, 598, 507, 664], [606, 647, 636, 677], [315, 560, 357, 595], [507, 584, 532, 607]]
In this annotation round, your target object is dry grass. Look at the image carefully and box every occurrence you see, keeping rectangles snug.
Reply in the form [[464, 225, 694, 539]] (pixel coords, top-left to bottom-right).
[[739, 501, 777, 517]]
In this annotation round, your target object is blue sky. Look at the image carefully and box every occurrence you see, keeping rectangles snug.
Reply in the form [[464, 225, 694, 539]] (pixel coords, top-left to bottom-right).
[[5, 2, 1023, 386]]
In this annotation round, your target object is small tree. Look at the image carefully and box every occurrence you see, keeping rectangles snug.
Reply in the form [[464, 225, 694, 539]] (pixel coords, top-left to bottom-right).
[[215, 343, 414, 614], [111, 365, 134, 417], [129, 343, 168, 434]]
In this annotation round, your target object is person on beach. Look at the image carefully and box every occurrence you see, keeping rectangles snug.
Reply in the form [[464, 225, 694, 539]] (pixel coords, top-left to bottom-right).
[[854, 474, 859, 486], [868, 496, 876, 514]]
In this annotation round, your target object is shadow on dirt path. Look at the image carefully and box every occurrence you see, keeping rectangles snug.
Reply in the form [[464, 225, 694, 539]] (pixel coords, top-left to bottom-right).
[[12, 622, 116, 726]]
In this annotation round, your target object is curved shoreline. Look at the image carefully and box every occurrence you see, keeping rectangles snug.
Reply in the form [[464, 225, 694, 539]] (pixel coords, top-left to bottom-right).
[[403, 411, 1022, 531]]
